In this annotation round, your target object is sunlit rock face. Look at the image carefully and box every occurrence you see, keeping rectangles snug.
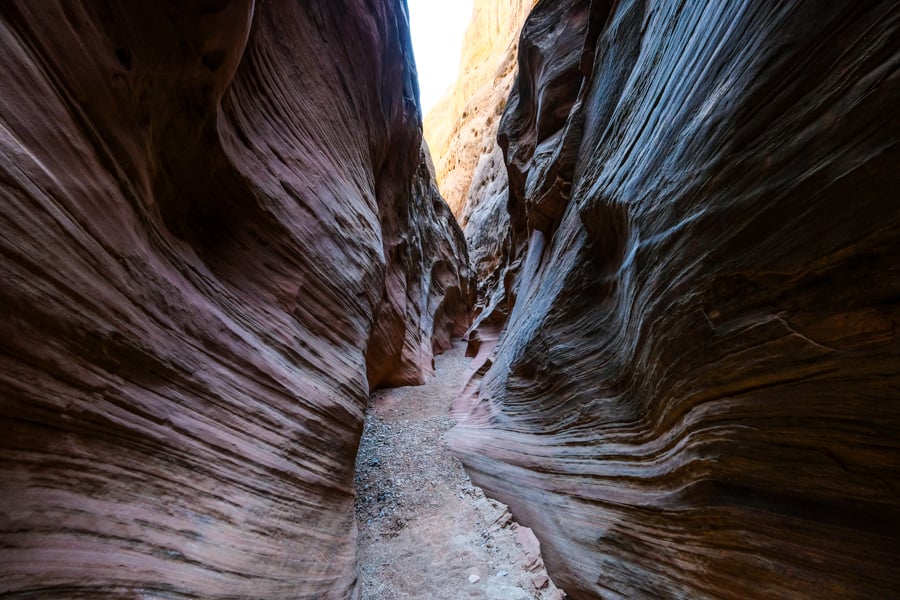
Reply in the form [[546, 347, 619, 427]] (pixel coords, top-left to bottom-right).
[[424, 0, 535, 218], [451, 0, 900, 597], [424, 0, 536, 318], [0, 0, 470, 597]]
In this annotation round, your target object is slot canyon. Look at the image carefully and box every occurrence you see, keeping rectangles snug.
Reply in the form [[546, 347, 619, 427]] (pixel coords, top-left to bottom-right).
[[1, 0, 898, 598]]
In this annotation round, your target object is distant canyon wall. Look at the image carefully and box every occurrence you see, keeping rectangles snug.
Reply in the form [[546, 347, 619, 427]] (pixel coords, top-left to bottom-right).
[[0, 1, 470, 597], [424, 0, 536, 312], [450, 0, 900, 598], [424, 0, 535, 219]]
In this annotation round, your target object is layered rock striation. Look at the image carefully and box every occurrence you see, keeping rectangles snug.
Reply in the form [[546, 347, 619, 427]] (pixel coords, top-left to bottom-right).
[[452, 0, 900, 597], [0, 1, 470, 597]]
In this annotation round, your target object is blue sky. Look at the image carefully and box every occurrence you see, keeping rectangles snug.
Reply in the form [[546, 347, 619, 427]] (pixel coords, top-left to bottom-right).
[[407, 0, 474, 113]]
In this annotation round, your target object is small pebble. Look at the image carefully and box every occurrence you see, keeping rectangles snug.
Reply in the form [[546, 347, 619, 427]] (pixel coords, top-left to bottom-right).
[[468, 574, 481, 584], [497, 570, 508, 577]]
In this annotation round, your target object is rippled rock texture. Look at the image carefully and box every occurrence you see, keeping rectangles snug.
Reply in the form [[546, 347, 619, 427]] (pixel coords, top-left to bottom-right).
[[452, 0, 900, 597], [0, 1, 471, 597]]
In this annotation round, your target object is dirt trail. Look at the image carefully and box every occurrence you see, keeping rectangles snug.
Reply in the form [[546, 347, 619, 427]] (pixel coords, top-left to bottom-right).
[[354, 341, 564, 600]]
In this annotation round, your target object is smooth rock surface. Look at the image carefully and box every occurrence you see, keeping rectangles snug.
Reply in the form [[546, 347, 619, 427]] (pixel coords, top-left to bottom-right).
[[452, 0, 900, 598], [0, 1, 470, 597]]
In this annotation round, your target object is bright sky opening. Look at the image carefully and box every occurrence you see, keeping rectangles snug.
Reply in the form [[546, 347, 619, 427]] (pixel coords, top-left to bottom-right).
[[407, 0, 474, 114]]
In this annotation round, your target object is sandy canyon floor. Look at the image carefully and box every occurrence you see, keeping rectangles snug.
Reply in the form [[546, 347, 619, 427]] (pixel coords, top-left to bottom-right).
[[354, 342, 565, 600]]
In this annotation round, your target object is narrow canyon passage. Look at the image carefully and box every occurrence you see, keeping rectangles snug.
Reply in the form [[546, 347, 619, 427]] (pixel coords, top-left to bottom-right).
[[2, 1, 898, 598], [354, 342, 563, 600]]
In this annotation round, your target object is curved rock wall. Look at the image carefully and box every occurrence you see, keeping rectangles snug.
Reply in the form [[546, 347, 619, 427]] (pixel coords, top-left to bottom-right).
[[0, 1, 470, 597], [452, 0, 900, 597]]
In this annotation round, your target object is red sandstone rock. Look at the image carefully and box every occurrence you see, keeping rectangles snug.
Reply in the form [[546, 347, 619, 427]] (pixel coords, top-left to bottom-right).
[[0, 0, 470, 597], [452, 0, 900, 597]]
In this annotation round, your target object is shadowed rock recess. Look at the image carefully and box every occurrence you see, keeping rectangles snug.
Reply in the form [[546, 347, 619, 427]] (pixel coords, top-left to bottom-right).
[[0, 1, 471, 597], [449, 0, 900, 598]]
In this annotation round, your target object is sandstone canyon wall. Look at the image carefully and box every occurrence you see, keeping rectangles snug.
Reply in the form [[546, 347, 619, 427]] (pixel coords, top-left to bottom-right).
[[424, 0, 535, 219], [424, 0, 536, 318], [0, 1, 470, 597], [451, 0, 900, 598]]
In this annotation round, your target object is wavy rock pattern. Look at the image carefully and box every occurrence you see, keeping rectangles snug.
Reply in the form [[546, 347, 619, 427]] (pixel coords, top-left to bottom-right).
[[0, 1, 470, 597], [452, 0, 900, 597]]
